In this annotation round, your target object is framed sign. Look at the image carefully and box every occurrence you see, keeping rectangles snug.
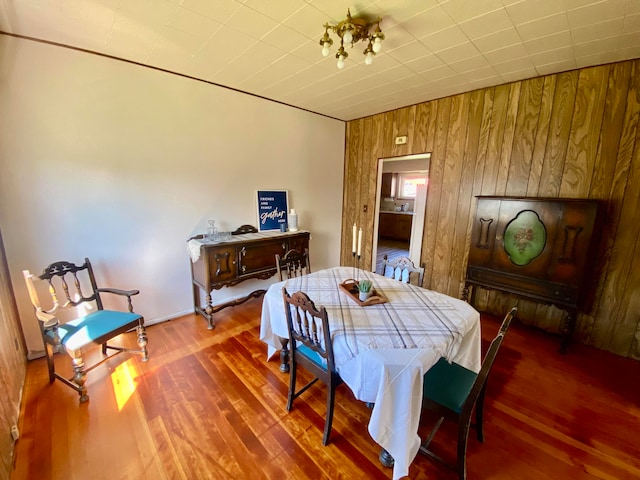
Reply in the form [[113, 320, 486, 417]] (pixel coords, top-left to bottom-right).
[[256, 190, 288, 231]]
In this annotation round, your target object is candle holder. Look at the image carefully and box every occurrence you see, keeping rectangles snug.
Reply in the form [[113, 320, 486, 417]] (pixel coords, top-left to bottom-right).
[[352, 251, 356, 280], [357, 254, 361, 281]]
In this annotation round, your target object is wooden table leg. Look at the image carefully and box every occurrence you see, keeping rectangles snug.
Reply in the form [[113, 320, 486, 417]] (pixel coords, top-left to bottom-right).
[[279, 337, 289, 373]]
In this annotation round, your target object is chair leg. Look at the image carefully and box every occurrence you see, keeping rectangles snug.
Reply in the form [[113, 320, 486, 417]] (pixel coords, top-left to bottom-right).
[[286, 360, 296, 412], [475, 385, 487, 443], [45, 343, 56, 384], [137, 324, 149, 362], [457, 417, 472, 480], [71, 353, 89, 403], [322, 377, 337, 445]]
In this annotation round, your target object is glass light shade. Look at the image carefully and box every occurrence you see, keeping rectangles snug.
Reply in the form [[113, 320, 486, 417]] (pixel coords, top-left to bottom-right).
[[337, 55, 345, 69], [322, 42, 330, 57], [365, 51, 373, 65], [372, 38, 382, 53], [343, 29, 353, 44]]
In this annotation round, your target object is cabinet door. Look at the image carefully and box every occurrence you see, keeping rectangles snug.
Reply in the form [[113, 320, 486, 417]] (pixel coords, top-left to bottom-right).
[[379, 213, 395, 238], [207, 245, 237, 284], [381, 173, 394, 198], [395, 216, 413, 241], [238, 240, 286, 276]]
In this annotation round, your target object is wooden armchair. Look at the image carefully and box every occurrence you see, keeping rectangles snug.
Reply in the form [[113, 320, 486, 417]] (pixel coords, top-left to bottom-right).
[[23, 258, 148, 403]]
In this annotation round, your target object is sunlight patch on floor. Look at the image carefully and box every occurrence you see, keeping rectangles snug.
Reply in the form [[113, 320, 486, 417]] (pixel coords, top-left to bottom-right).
[[111, 359, 139, 411]]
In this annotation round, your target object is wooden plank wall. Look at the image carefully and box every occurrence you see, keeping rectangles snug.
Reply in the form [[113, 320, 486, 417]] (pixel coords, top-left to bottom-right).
[[0, 229, 26, 479], [341, 59, 640, 359]]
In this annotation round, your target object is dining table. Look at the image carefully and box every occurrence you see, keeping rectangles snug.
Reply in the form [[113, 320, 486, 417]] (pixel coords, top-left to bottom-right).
[[259, 266, 481, 480]]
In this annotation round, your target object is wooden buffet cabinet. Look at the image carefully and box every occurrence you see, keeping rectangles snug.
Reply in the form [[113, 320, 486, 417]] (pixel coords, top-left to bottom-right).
[[464, 196, 602, 350], [378, 212, 413, 241], [189, 230, 310, 329]]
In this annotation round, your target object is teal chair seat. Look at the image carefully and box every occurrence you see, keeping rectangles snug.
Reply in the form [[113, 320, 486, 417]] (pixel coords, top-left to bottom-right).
[[48, 310, 142, 352], [423, 357, 477, 414]]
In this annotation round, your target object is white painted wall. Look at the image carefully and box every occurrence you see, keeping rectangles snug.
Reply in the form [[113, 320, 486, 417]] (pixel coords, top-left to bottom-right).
[[0, 36, 345, 357]]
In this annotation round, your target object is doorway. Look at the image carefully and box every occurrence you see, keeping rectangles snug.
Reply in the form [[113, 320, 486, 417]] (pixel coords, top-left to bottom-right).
[[371, 153, 430, 273]]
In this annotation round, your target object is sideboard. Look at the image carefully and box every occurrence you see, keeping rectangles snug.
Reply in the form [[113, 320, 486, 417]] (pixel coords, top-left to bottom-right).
[[464, 196, 602, 351], [188, 230, 310, 329]]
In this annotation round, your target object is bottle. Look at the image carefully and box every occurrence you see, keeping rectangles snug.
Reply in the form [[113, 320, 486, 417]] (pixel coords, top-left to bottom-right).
[[288, 209, 298, 232]]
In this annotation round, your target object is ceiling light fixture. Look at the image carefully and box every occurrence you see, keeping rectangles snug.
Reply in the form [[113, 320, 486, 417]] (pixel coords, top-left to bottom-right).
[[319, 9, 384, 69]]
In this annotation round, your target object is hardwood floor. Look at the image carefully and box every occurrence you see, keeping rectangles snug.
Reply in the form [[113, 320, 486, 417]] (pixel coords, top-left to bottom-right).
[[375, 238, 409, 274], [11, 297, 640, 480]]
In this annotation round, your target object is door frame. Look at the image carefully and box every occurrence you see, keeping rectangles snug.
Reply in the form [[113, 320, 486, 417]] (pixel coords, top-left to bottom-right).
[[371, 153, 430, 272]]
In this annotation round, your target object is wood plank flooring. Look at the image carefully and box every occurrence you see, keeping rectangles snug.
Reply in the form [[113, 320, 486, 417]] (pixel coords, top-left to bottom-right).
[[10, 297, 640, 479]]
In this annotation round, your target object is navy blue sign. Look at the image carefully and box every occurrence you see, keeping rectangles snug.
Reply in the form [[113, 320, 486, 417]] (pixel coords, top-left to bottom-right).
[[256, 190, 288, 231]]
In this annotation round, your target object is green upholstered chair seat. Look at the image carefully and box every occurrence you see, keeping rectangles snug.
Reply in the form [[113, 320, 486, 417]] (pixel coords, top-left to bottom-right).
[[423, 357, 478, 414], [46, 310, 141, 352]]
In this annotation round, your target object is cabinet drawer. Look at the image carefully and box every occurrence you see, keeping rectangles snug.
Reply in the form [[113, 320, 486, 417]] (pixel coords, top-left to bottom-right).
[[238, 239, 287, 276]]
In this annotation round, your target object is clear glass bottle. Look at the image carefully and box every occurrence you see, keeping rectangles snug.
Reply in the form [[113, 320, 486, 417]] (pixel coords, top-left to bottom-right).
[[207, 220, 217, 241]]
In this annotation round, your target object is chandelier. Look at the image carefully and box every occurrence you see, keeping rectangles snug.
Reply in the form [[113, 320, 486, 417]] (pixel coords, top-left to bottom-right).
[[319, 9, 385, 69]]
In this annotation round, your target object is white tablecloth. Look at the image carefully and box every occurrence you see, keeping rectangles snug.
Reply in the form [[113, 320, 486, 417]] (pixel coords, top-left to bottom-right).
[[259, 267, 481, 480]]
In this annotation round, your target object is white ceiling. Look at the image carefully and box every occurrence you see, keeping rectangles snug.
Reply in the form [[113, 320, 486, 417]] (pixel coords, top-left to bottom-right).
[[1, 0, 639, 121]]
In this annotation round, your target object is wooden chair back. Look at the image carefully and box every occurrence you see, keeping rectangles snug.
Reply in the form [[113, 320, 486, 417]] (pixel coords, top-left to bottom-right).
[[276, 248, 311, 281], [380, 255, 425, 286]]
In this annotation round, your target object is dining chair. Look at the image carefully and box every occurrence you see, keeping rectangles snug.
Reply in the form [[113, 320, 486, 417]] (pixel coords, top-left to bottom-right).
[[275, 248, 311, 281], [380, 255, 425, 286], [418, 306, 517, 479], [23, 258, 149, 403], [282, 287, 343, 445]]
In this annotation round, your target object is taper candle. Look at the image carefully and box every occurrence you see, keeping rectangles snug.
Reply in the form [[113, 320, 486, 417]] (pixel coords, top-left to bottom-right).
[[357, 228, 363, 257], [352, 223, 357, 253]]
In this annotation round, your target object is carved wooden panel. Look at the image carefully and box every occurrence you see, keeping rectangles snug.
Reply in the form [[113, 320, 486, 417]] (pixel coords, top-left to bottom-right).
[[342, 58, 640, 359]]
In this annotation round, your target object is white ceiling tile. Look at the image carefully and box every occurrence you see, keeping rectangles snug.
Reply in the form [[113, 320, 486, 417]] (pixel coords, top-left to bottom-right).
[[575, 35, 623, 57], [472, 27, 522, 53], [379, 24, 420, 50], [516, 12, 570, 41], [499, 66, 538, 83], [621, 30, 640, 48], [628, 0, 640, 14], [523, 30, 573, 54], [435, 41, 481, 63], [459, 8, 513, 39], [619, 45, 640, 60], [567, 0, 626, 28], [283, 3, 332, 38], [260, 24, 310, 51], [373, 0, 439, 23], [420, 25, 469, 51], [505, 0, 567, 25], [449, 55, 492, 75], [403, 54, 445, 74], [421, 63, 458, 81], [400, 5, 455, 39], [224, 6, 279, 39], [535, 58, 577, 75], [572, 18, 624, 44], [243, 0, 308, 22], [530, 46, 576, 67], [387, 41, 434, 63], [483, 42, 529, 63], [492, 55, 535, 74], [576, 49, 621, 68], [169, 7, 223, 39], [180, 0, 241, 24], [440, 0, 504, 23], [624, 13, 640, 32]]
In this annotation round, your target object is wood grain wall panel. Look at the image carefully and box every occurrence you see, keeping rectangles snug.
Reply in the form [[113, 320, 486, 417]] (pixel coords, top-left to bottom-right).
[[495, 83, 521, 196], [451, 90, 484, 296], [343, 59, 640, 358], [560, 66, 610, 197], [432, 94, 469, 294], [506, 78, 545, 196], [527, 76, 557, 196], [421, 98, 451, 289], [539, 71, 579, 197], [577, 62, 634, 343], [480, 84, 511, 195]]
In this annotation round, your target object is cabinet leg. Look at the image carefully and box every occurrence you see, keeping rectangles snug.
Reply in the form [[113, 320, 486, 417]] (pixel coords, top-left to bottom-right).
[[560, 309, 576, 354]]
